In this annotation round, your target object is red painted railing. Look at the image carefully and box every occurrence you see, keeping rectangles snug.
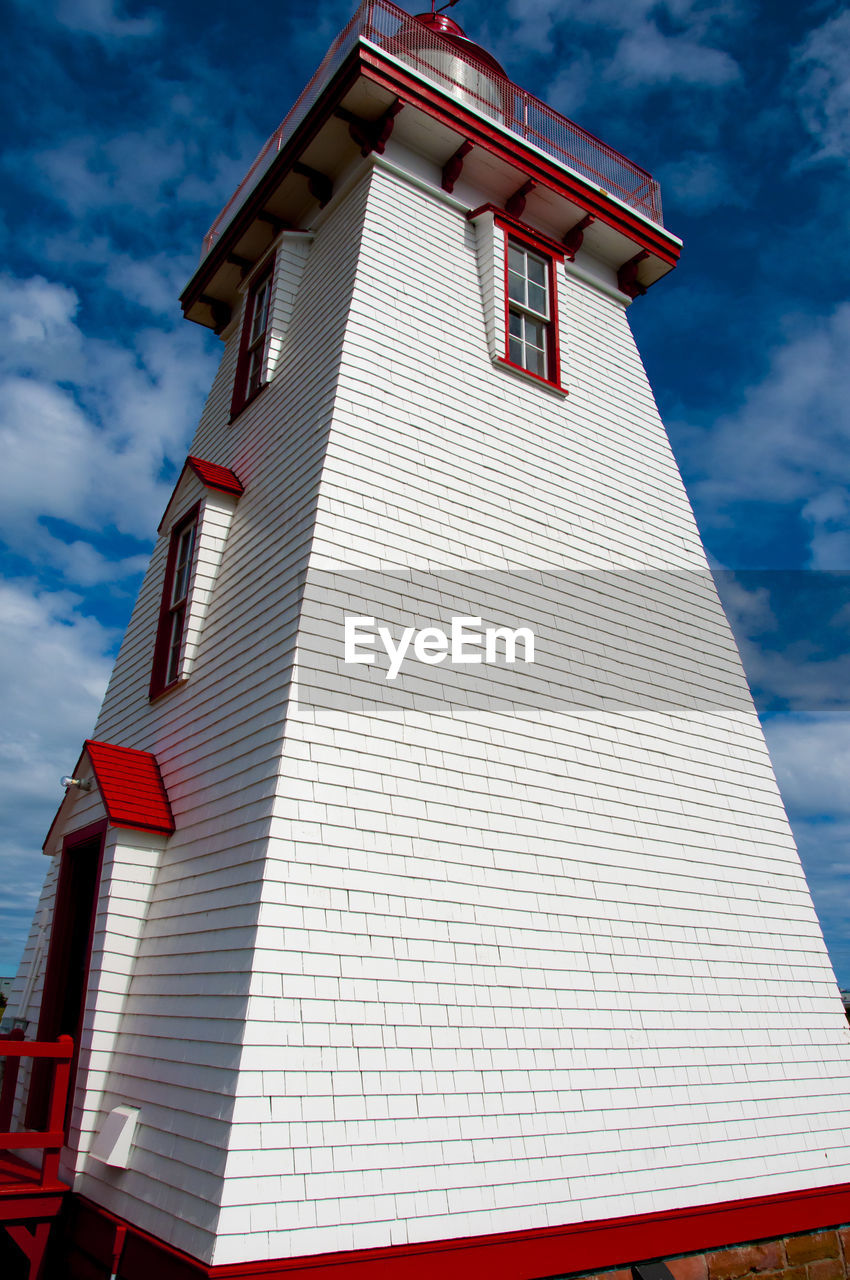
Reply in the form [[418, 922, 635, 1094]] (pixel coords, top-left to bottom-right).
[[0, 1033, 74, 1188], [201, 0, 663, 258]]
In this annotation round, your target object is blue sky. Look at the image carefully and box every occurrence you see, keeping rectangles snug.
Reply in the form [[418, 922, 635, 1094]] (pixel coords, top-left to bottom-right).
[[1, 0, 848, 985]]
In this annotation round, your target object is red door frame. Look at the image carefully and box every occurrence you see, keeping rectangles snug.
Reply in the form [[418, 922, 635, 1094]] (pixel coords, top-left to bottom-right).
[[26, 820, 108, 1130]]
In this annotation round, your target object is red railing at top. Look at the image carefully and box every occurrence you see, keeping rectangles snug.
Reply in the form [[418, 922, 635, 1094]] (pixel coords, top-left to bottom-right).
[[201, 0, 663, 259], [0, 1033, 74, 1190]]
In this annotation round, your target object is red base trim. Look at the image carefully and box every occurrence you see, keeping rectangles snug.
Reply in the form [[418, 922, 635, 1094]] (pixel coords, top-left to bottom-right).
[[60, 1182, 850, 1280]]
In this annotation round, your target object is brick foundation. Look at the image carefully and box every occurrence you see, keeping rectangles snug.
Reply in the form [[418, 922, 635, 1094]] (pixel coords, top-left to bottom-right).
[[568, 1226, 850, 1280]]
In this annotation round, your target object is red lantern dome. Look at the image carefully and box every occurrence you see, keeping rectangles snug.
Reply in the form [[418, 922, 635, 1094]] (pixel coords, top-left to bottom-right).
[[412, 9, 507, 77]]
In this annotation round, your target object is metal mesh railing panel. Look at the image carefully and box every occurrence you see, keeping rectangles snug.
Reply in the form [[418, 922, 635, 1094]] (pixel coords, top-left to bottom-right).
[[202, 0, 662, 258]]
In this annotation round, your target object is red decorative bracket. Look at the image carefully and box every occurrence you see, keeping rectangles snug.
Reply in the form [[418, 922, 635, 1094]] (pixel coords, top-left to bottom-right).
[[562, 213, 595, 260], [442, 140, 473, 193], [256, 211, 290, 235], [225, 254, 254, 277], [618, 249, 650, 298], [336, 100, 403, 156], [292, 161, 333, 208], [505, 178, 537, 218], [198, 294, 232, 335]]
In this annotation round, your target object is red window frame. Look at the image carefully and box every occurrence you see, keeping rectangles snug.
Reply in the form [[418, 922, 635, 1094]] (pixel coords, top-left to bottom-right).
[[149, 504, 199, 700], [230, 256, 275, 420], [496, 216, 563, 390]]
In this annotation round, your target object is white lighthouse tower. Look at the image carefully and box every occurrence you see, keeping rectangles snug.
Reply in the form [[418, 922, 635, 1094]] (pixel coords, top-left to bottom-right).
[[5, 4, 850, 1278]]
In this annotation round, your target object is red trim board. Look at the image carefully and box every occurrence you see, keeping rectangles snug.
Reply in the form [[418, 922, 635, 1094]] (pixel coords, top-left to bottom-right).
[[65, 1182, 850, 1280], [182, 44, 680, 318], [357, 47, 680, 265]]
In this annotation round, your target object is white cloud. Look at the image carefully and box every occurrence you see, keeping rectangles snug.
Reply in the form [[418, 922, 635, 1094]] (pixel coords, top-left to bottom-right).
[[0, 583, 113, 768], [0, 581, 116, 972], [792, 9, 850, 163], [0, 276, 84, 379], [657, 150, 747, 213], [0, 274, 219, 567], [35, 130, 194, 217], [495, 0, 742, 92], [759, 713, 850, 988], [759, 712, 850, 983], [680, 304, 850, 568], [608, 23, 739, 88], [712, 569, 850, 718], [802, 488, 850, 570], [543, 52, 596, 119], [789, 815, 850, 984], [48, 541, 150, 587], [713, 571, 777, 636], [763, 713, 850, 819], [103, 252, 193, 317], [51, 0, 159, 39], [21, 88, 262, 227]]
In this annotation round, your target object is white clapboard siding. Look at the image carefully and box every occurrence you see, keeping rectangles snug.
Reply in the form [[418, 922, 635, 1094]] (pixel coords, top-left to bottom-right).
[[9, 124, 850, 1271], [209, 158, 850, 1264], [266, 232, 313, 382], [54, 175, 375, 1261]]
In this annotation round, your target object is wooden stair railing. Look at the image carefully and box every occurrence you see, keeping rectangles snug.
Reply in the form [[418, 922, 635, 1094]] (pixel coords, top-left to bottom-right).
[[0, 1033, 75, 1279]]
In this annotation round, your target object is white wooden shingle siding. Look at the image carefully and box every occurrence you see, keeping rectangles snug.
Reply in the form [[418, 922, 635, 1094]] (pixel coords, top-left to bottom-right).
[[9, 142, 850, 1269]]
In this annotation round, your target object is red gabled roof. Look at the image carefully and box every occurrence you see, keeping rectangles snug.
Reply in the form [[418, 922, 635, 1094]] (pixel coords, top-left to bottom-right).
[[84, 741, 175, 834], [157, 455, 244, 533], [186, 456, 244, 495]]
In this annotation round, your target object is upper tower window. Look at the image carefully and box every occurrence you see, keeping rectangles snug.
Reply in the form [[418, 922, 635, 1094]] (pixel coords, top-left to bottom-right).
[[150, 507, 199, 699], [506, 240, 554, 381], [231, 257, 275, 419], [149, 457, 244, 703], [246, 273, 272, 396], [165, 515, 197, 685], [468, 206, 566, 393]]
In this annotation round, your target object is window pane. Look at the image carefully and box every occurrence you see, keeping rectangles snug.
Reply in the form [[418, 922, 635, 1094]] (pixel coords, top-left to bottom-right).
[[250, 279, 270, 345], [527, 280, 548, 317], [171, 525, 195, 605], [506, 239, 553, 380], [247, 347, 263, 396], [526, 343, 545, 377], [527, 254, 546, 287], [526, 315, 545, 345], [526, 317, 547, 376], [507, 270, 525, 305], [507, 245, 525, 276], [507, 243, 550, 315], [166, 605, 186, 685]]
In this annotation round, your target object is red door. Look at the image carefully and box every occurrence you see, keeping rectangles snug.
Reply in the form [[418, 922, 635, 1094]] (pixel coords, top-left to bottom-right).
[[26, 821, 106, 1130]]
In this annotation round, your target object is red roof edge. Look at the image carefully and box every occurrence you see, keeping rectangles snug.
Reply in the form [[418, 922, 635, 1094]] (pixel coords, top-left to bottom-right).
[[157, 455, 244, 532], [84, 740, 175, 835], [186, 456, 244, 496]]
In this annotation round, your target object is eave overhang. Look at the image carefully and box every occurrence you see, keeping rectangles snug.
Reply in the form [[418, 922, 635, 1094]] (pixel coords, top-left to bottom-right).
[[181, 42, 681, 329]]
